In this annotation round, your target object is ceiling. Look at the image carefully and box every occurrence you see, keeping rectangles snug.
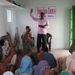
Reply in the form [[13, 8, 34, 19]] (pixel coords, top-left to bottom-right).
[[0, 0, 24, 9]]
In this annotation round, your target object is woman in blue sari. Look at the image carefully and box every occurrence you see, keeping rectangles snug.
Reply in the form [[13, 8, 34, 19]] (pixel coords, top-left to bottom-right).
[[15, 50, 33, 75]]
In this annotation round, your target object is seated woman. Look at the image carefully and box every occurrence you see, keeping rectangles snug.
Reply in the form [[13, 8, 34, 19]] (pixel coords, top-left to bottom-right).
[[0, 40, 15, 75], [9, 49, 22, 72], [40, 46, 57, 68], [2, 32, 13, 59], [21, 26, 35, 53], [6, 32, 12, 47], [66, 39, 75, 75], [15, 49, 33, 75], [34, 51, 49, 75], [1, 39, 11, 59], [66, 52, 75, 75]]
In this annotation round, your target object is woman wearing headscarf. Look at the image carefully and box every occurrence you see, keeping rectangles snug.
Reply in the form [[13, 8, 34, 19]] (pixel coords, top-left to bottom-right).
[[15, 49, 33, 75], [34, 51, 49, 75]]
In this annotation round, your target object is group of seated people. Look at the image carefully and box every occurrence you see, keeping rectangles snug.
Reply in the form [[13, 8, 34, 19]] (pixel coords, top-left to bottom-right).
[[0, 26, 75, 75]]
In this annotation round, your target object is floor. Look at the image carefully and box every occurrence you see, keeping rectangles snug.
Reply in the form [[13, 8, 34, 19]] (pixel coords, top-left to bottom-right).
[[50, 49, 71, 59]]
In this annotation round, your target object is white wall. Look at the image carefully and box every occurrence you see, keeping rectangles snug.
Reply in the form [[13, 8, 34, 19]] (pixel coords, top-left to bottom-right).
[[0, 3, 25, 42], [6, 8, 17, 39], [0, 0, 75, 49], [0, 6, 19, 41], [15, 0, 75, 49], [0, 7, 7, 37], [0, 0, 25, 38]]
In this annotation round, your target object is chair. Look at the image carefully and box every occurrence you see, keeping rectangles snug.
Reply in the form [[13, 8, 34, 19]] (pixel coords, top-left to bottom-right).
[[46, 33, 52, 51]]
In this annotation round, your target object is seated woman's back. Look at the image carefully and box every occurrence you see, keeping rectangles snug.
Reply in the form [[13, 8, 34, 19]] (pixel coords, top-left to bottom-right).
[[43, 52, 57, 68], [20, 55, 32, 73], [34, 60, 49, 75], [15, 54, 33, 75]]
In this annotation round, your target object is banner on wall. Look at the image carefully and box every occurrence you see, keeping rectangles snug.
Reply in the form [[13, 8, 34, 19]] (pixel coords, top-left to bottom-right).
[[36, 6, 56, 19]]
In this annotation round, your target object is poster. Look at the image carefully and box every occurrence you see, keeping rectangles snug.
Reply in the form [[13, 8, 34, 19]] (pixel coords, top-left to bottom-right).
[[36, 6, 56, 19]]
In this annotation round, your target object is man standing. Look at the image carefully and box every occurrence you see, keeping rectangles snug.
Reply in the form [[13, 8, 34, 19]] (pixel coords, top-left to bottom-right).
[[30, 9, 48, 52]]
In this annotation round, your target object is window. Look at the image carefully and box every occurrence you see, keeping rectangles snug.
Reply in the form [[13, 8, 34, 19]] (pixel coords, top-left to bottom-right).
[[7, 10, 13, 22]]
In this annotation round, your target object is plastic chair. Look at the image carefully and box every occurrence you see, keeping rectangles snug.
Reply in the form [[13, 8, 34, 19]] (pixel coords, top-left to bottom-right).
[[46, 33, 52, 51]]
